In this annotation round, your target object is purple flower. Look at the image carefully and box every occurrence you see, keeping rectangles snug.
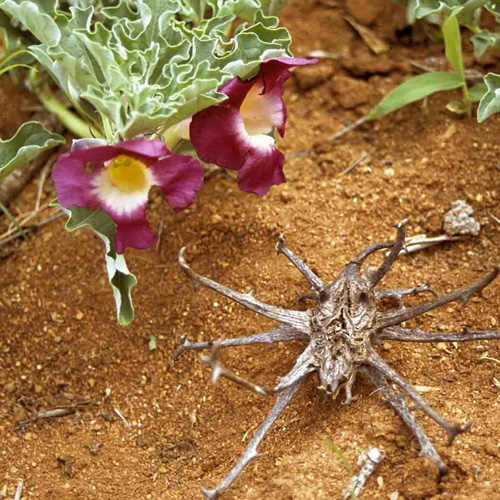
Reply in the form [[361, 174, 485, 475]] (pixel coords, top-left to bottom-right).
[[52, 138, 204, 254], [190, 57, 317, 196]]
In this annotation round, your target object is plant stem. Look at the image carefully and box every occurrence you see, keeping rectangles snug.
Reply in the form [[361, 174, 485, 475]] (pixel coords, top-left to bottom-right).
[[0, 200, 28, 241], [37, 87, 100, 139]]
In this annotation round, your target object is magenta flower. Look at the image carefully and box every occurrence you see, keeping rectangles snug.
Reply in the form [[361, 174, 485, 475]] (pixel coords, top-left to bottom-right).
[[190, 57, 317, 196], [52, 138, 204, 254]]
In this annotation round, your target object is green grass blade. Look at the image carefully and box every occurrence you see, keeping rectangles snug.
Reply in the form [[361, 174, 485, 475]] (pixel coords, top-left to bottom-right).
[[0, 48, 27, 68], [368, 72, 462, 120], [323, 437, 353, 475], [443, 12, 465, 80], [0, 63, 36, 76]]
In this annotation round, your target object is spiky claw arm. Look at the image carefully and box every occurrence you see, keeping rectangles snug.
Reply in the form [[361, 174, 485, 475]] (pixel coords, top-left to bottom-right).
[[375, 283, 437, 305], [351, 241, 395, 264], [179, 248, 311, 332], [377, 326, 500, 343], [173, 325, 310, 359], [271, 344, 315, 393], [276, 235, 325, 291], [362, 366, 447, 474], [201, 343, 269, 396], [378, 266, 499, 329], [367, 219, 408, 287], [366, 351, 471, 446], [201, 379, 305, 500]]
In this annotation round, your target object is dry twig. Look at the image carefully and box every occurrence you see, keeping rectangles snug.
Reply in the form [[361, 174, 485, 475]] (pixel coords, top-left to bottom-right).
[[331, 116, 369, 142], [341, 448, 385, 500], [13, 480, 23, 500], [114, 408, 132, 431], [339, 152, 369, 176]]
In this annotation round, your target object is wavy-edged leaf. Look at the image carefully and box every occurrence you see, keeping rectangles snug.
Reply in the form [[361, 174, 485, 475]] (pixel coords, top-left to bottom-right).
[[0, 0, 292, 140], [477, 72, 500, 122], [259, 0, 291, 16], [62, 206, 137, 325], [415, 0, 485, 28], [0, 121, 65, 180], [471, 30, 500, 57], [368, 72, 462, 120]]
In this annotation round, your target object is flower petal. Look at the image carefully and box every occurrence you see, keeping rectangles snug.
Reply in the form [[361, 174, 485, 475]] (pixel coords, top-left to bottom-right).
[[261, 57, 317, 91], [69, 138, 169, 164], [69, 144, 119, 163], [116, 138, 168, 159], [91, 167, 156, 253], [219, 77, 254, 107], [150, 154, 204, 211], [52, 153, 101, 210], [237, 136, 285, 196], [71, 138, 108, 151], [240, 78, 286, 136], [112, 204, 157, 254], [190, 106, 249, 170]]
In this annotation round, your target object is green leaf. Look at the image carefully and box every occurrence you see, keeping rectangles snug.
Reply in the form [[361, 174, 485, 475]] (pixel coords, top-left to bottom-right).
[[368, 72, 462, 120], [443, 11, 465, 81], [62, 206, 137, 325], [0, 121, 65, 181], [477, 72, 500, 122], [471, 30, 500, 57], [469, 81, 487, 102]]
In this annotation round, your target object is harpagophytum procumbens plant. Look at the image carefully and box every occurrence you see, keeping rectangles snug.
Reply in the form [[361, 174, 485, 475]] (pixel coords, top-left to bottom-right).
[[0, 0, 315, 324], [175, 220, 500, 499]]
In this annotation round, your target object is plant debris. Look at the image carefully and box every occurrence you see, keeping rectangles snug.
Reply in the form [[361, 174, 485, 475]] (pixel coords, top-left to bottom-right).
[[176, 221, 500, 499]]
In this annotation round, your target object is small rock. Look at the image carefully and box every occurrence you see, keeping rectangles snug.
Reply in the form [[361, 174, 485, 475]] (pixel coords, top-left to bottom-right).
[[98, 412, 115, 422], [57, 455, 74, 478], [210, 214, 222, 225], [136, 436, 149, 448], [484, 442, 499, 457], [87, 438, 103, 456], [293, 64, 333, 91], [280, 190, 294, 203], [330, 75, 378, 109], [443, 200, 480, 236]]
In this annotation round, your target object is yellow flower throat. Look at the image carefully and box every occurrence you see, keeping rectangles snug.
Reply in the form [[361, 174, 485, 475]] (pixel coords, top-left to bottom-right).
[[107, 155, 148, 193]]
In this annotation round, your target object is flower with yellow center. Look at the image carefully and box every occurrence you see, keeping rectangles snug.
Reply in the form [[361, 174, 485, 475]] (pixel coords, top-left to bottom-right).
[[52, 138, 204, 253]]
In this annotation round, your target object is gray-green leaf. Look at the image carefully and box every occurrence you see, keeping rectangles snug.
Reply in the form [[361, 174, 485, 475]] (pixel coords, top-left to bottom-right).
[[477, 72, 500, 122], [62, 206, 137, 325], [471, 30, 500, 57], [0, 0, 292, 140], [367, 72, 462, 120], [0, 121, 65, 181]]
